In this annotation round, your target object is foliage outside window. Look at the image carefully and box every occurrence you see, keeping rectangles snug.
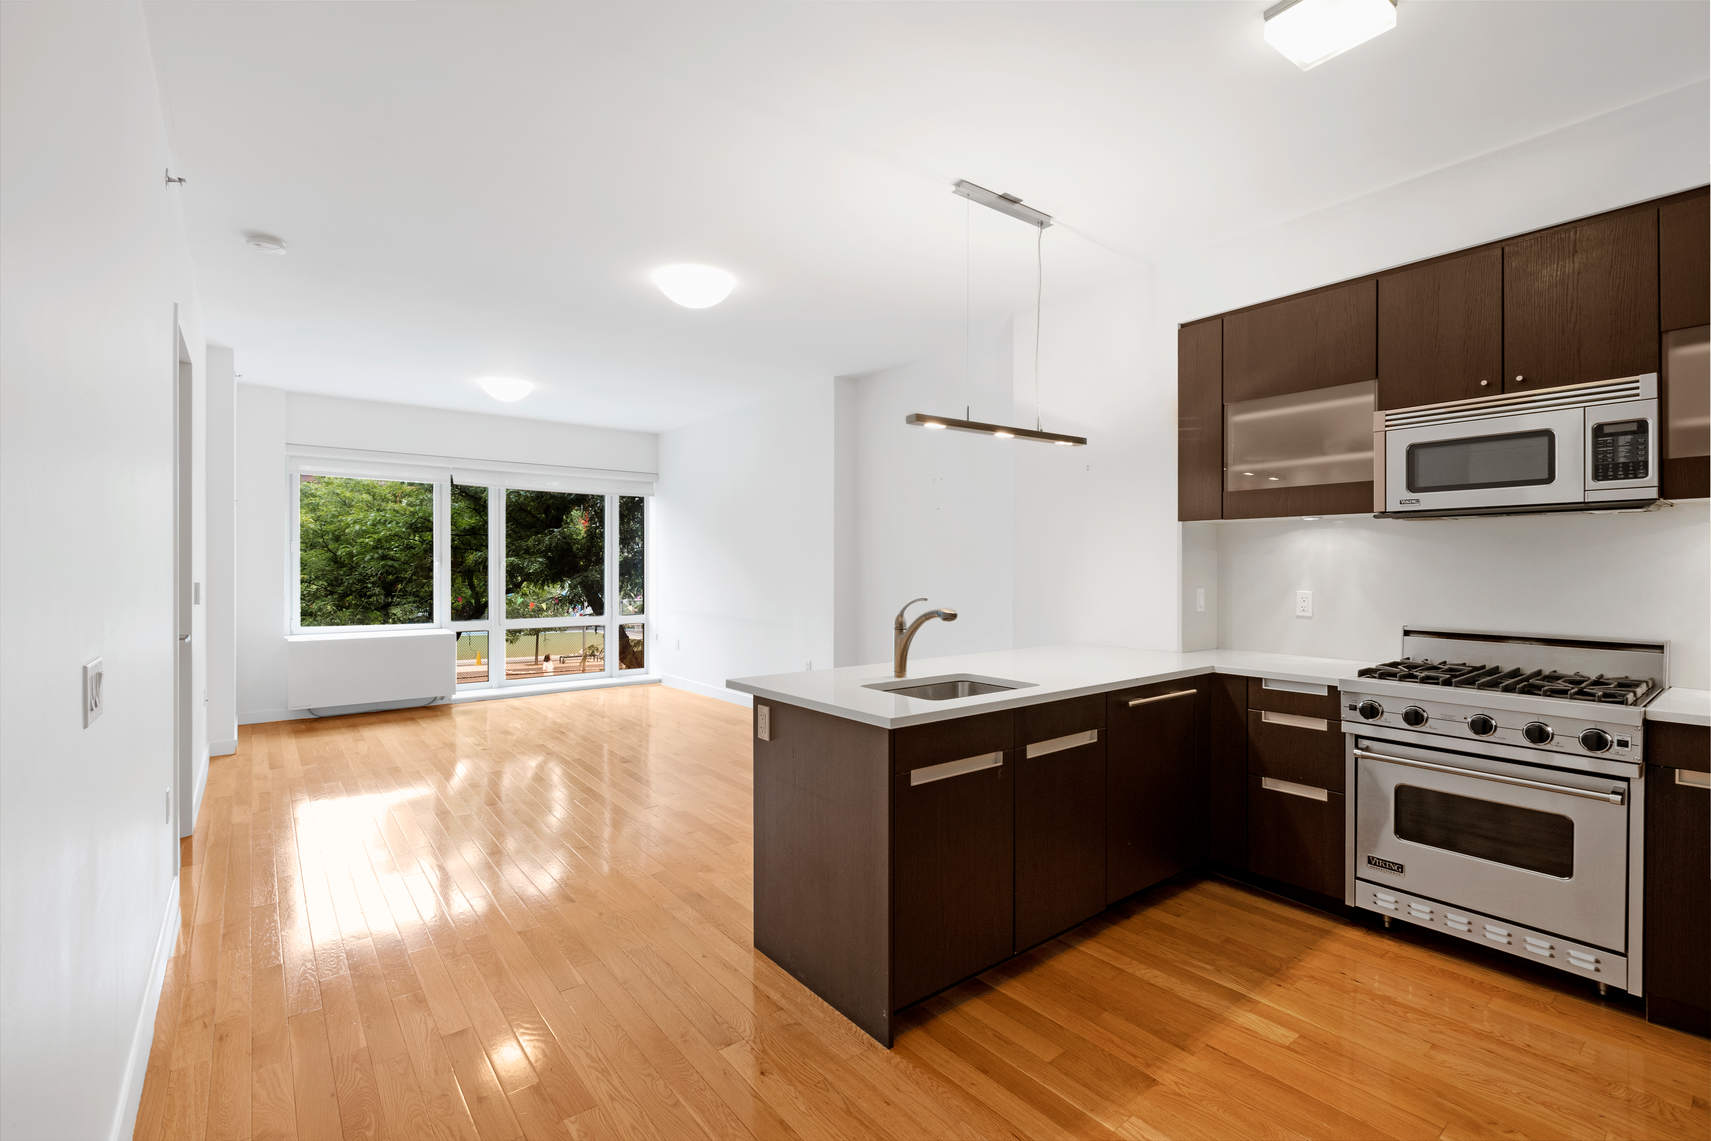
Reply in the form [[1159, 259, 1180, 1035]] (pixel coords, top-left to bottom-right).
[[505, 490, 605, 618], [619, 495, 644, 616], [450, 483, 488, 622], [298, 475, 433, 627]]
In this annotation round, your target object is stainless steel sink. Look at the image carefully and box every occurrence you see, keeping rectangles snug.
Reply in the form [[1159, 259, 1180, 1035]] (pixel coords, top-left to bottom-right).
[[863, 674, 1033, 701]]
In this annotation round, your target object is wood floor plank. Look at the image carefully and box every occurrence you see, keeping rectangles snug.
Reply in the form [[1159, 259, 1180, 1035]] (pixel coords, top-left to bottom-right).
[[133, 685, 1710, 1141]]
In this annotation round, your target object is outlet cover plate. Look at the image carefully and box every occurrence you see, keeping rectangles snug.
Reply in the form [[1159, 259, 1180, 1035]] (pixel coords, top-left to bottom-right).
[[1294, 590, 1314, 619], [83, 657, 104, 727]]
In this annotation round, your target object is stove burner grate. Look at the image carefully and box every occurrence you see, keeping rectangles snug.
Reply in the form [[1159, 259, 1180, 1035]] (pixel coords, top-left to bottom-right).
[[1356, 660, 1658, 706]]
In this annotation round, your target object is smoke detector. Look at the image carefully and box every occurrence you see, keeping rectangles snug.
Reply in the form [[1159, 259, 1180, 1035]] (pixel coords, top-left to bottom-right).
[[243, 231, 288, 254]]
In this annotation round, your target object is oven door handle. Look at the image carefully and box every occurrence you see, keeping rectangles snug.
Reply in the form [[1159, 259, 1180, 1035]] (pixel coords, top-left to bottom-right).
[[1353, 748, 1625, 805]]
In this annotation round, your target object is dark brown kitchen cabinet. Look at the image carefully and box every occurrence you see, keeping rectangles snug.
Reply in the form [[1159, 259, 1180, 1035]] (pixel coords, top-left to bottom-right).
[[1503, 209, 1659, 391], [1223, 278, 1377, 404], [1013, 697, 1107, 951], [1178, 318, 1224, 521], [891, 714, 1015, 1009], [1377, 248, 1502, 410], [1207, 674, 1248, 870], [1247, 775, 1345, 899], [1660, 189, 1709, 333], [1106, 679, 1205, 903], [1644, 721, 1709, 1037]]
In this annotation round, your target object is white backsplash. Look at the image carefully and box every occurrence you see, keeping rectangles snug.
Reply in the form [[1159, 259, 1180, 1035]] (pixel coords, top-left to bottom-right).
[[1199, 503, 1710, 690]]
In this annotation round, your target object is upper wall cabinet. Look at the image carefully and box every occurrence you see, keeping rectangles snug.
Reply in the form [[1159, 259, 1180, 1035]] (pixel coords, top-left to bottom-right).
[[1377, 248, 1502, 411], [1178, 319, 1223, 522], [1503, 209, 1659, 391], [1223, 279, 1376, 403], [1660, 189, 1709, 333]]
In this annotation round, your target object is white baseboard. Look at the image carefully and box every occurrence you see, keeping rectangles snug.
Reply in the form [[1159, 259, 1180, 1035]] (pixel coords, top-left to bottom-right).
[[209, 737, 238, 757], [238, 707, 309, 726], [186, 755, 208, 838], [111, 879, 180, 1141], [661, 673, 753, 706]]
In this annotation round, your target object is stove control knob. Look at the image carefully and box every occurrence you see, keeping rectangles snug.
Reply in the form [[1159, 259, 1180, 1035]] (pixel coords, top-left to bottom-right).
[[1401, 705, 1428, 728], [1357, 700, 1384, 721], [1579, 727, 1612, 753], [1523, 721, 1554, 746], [1467, 714, 1497, 737]]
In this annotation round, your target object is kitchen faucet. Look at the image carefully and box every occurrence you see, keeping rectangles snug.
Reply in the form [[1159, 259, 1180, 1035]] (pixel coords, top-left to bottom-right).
[[893, 597, 958, 678]]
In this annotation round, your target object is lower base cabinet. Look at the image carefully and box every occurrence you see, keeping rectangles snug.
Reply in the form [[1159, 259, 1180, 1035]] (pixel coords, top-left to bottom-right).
[[1014, 697, 1107, 950], [1644, 722, 1710, 1036], [1106, 680, 1206, 903], [891, 741, 1015, 1010], [1247, 774, 1346, 898]]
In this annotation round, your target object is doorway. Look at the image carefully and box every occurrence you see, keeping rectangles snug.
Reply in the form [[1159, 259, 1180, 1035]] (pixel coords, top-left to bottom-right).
[[173, 316, 195, 840]]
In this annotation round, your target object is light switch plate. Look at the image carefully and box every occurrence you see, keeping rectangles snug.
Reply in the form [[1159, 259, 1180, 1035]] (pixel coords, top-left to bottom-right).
[[83, 657, 104, 727], [1195, 587, 1206, 613], [1294, 590, 1314, 618], [756, 703, 771, 742]]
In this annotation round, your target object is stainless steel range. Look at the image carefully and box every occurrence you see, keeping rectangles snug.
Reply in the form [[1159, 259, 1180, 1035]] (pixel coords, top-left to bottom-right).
[[1340, 628, 1666, 995]]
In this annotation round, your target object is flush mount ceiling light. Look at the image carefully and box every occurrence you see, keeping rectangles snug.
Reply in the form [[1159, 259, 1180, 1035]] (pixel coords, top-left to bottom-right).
[[243, 231, 288, 254], [1264, 0, 1396, 70], [907, 179, 1087, 448], [651, 263, 737, 309], [475, 375, 535, 403]]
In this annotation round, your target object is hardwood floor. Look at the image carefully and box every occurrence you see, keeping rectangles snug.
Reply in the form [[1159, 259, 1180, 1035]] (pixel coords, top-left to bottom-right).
[[134, 684, 1709, 1141]]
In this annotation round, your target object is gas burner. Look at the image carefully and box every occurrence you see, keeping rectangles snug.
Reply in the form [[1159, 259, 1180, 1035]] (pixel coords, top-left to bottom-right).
[[1357, 659, 1660, 706]]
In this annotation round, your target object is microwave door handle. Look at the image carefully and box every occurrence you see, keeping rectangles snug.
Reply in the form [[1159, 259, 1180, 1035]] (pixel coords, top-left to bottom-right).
[[1352, 748, 1624, 805]]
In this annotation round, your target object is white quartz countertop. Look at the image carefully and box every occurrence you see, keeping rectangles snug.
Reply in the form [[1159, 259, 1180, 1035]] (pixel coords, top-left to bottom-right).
[[727, 645, 1371, 729], [1646, 687, 1711, 727]]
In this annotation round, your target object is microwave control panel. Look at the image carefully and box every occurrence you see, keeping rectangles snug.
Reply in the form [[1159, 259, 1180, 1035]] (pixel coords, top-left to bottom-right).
[[1590, 419, 1650, 482]]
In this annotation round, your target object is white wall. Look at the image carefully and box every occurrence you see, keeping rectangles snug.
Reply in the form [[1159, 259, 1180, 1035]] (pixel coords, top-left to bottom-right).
[[232, 385, 657, 723], [207, 344, 238, 754], [1214, 506, 1711, 689], [652, 382, 836, 699], [0, 5, 206, 1139], [1009, 271, 1183, 654], [834, 325, 1018, 667]]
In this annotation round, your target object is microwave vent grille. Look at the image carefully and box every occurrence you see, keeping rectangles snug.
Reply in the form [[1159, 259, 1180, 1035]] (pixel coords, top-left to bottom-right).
[[1381, 374, 1656, 430]]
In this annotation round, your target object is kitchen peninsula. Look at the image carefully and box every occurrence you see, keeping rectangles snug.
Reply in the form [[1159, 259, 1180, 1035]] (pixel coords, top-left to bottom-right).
[[731, 644, 1711, 1046]]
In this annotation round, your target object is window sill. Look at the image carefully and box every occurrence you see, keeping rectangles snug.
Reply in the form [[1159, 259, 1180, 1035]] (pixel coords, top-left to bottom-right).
[[447, 673, 658, 706]]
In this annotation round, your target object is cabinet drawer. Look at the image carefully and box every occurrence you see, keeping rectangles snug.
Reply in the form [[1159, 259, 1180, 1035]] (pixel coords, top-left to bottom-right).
[[1247, 775, 1345, 898], [1645, 760, 1710, 1036], [1247, 708, 1344, 793], [893, 709, 1013, 775], [1648, 720, 1710, 774], [1246, 676, 1340, 721]]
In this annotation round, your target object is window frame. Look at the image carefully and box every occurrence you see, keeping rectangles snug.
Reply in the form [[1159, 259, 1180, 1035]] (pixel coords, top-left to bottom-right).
[[290, 463, 444, 634], [288, 450, 650, 687]]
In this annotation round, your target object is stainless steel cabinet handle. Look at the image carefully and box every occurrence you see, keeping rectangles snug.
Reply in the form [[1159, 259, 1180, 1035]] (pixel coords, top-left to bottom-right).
[[1127, 689, 1195, 708], [1677, 768, 1711, 789], [1260, 710, 1328, 732], [909, 751, 1004, 786], [1260, 776, 1328, 802], [1354, 747, 1624, 804], [1025, 729, 1098, 759]]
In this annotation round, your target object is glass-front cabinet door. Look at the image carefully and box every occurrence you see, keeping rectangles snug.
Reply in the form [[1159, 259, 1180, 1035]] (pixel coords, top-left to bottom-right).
[[1223, 379, 1377, 516]]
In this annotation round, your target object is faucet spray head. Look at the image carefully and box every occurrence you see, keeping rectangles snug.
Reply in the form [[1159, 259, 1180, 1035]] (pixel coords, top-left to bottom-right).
[[937, 609, 959, 622]]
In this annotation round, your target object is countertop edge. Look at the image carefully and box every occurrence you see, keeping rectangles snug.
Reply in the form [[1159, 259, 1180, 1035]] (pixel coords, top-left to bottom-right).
[[1644, 687, 1711, 727], [727, 660, 1347, 730]]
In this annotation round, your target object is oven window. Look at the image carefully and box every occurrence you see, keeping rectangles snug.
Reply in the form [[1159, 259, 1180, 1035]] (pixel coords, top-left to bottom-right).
[[1394, 785, 1574, 878], [1406, 430, 1555, 493]]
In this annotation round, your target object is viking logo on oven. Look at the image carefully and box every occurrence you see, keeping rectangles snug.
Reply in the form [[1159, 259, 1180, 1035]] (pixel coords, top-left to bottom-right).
[[1366, 855, 1405, 876]]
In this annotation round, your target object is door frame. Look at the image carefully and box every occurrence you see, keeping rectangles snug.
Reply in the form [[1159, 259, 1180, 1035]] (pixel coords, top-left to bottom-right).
[[173, 312, 195, 840]]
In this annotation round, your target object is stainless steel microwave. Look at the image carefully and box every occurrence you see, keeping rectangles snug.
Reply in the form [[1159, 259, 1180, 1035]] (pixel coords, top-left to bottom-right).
[[1374, 374, 1659, 517]]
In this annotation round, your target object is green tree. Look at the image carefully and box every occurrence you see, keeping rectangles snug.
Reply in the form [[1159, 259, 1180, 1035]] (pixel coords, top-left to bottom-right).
[[450, 483, 488, 622], [298, 476, 433, 626]]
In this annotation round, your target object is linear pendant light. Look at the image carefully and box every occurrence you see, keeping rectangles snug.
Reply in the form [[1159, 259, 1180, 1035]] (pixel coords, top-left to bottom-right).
[[907, 179, 1087, 448]]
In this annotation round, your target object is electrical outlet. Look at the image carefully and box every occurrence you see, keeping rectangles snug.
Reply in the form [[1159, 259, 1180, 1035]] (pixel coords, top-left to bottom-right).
[[1294, 589, 1314, 619], [756, 703, 772, 742], [82, 658, 104, 727], [1194, 587, 1206, 614]]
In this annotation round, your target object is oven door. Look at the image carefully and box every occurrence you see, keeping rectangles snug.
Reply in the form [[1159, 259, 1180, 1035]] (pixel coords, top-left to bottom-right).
[[1384, 406, 1584, 513], [1353, 737, 1629, 951]]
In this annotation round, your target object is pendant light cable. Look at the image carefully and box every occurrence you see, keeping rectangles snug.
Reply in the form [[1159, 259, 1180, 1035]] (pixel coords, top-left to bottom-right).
[[1033, 224, 1043, 431], [964, 196, 972, 397]]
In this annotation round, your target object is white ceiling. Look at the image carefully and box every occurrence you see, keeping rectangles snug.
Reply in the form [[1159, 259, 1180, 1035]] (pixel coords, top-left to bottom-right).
[[145, 1, 1709, 432]]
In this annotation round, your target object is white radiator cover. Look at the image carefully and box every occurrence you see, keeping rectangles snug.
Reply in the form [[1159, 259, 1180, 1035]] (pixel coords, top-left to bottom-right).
[[286, 629, 456, 710]]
